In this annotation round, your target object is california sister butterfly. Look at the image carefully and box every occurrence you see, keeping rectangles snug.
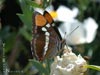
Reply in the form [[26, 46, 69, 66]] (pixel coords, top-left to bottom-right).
[[31, 11, 66, 61]]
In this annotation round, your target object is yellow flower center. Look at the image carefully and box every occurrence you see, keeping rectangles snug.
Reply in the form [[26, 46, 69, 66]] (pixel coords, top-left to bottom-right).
[[50, 11, 58, 18]]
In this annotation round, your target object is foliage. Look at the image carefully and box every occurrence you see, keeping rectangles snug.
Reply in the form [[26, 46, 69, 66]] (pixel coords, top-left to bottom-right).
[[87, 65, 100, 71], [0, 0, 100, 75]]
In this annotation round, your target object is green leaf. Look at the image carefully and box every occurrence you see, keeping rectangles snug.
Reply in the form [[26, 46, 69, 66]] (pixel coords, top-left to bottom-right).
[[18, 0, 31, 14], [5, 33, 17, 52], [87, 65, 100, 71], [42, 0, 52, 8], [29, 59, 50, 75], [17, 13, 32, 30], [27, 1, 41, 8], [18, 0, 33, 30], [19, 26, 32, 41]]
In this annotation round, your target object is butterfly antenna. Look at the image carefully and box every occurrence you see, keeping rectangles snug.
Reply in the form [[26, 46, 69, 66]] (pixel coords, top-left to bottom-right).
[[67, 25, 80, 36], [63, 25, 80, 51], [66, 25, 80, 44], [64, 32, 67, 39], [63, 32, 71, 52]]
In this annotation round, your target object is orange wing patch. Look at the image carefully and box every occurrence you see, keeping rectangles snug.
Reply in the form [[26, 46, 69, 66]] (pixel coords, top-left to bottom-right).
[[35, 14, 47, 26], [44, 11, 54, 24]]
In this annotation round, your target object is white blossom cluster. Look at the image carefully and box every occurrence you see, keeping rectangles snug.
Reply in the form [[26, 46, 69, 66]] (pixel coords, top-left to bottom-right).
[[50, 46, 87, 75]]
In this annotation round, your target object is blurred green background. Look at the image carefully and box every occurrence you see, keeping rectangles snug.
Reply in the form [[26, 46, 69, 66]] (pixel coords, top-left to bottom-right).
[[0, 0, 100, 75]]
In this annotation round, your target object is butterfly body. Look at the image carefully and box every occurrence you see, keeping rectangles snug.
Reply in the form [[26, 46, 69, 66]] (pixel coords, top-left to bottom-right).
[[31, 11, 65, 61]]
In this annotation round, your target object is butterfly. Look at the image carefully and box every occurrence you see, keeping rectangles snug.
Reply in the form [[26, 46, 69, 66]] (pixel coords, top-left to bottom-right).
[[31, 11, 65, 61]]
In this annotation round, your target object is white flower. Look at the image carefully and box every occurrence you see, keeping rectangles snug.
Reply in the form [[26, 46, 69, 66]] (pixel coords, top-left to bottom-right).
[[46, 5, 98, 44], [83, 18, 98, 43], [52, 5, 98, 44], [46, 5, 79, 22], [56, 5, 79, 22], [58, 17, 98, 45], [50, 46, 87, 75]]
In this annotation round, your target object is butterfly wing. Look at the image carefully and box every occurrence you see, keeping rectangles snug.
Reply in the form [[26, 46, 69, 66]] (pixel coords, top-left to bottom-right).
[[31, 11, 65, 61], [42, 11, 63, 59], [31, 11, 47, 60], [43, 11, 54, 24]]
